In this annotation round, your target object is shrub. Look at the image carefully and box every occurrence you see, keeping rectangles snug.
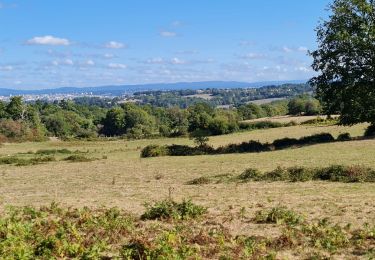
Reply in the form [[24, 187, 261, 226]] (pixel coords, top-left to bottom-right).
[[186, 177, 211, 185], [239, 121, 285, 131], [0, 156, 56, 166], [35, 149, 72, 155], [287, 167, 314, 182], [238, 168, 262, 182], [262, 166, 290, 181], [167, 144, 199, 156], [140, 145, 168, 158], [298, 133, 334, 144], [141, 199, 206, 220], [336, 133, 351, 141], [315, 165, 375, 183], [63, 155, 94, 162], [364, 124, 375, 137], [272, 137, 299, 149], [254, 207, 303, 225]]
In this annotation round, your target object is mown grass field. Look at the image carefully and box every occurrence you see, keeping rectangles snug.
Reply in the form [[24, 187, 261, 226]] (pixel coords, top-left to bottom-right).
[[0, 122, 374, 258]]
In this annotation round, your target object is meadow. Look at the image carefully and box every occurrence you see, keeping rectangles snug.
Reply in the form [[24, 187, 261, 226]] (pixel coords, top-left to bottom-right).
[[0, 121, 374, 258]]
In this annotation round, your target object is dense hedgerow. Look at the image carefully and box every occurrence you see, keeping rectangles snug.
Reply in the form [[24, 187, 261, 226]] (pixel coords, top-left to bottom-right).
[[63, 154, 95, 162], [187, 165, 375, 185], [140, 144, 168, 158], [35, 148, 73, 155], [0, 155, 56, 166], [141, 132, 337, 157], [240, 165, 375, 183]]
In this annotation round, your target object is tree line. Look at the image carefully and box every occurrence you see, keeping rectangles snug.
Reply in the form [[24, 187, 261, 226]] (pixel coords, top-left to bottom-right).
[[0, 95, 321, 142]]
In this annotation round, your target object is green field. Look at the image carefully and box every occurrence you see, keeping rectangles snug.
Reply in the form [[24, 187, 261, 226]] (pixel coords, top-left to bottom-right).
[[1, 123, 375, 258]]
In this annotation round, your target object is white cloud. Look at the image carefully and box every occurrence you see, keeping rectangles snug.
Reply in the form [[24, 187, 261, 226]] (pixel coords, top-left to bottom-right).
[[105, 41, 126, 49], [295, 66, 311, 72], [282, 46, 292, 53], [0, 65, 13, 71], [238, 53, 267, 59], [26, 35, 71, 46], [86, 60, 95, 66], [171, 20, 182, 27], [103, 53, 115, 59], [171, 57, 186, 64], [146, 57, 164, 64], [51, 59, 74, 66], [239, 40, 256, 46], [108, 63, 127, 69], [160, 31, 177, 37], [298, 46, 308, 52]]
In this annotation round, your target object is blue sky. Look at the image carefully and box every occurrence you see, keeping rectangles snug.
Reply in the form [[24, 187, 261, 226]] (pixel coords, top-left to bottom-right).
[[0, 0, 330, 89]]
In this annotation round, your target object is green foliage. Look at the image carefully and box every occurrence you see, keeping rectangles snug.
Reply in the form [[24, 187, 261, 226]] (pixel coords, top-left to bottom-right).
[[238, 168, 262, 182], [0, 155, 56, 166], [364, 124, 375, 137], [35, 149, 73, 155], [310, 0, 375, 126], [254, 207, 303, 225], [337, 132, 352, 141], [141, 199, 207, 220], [239, 165, 375, 183], [63, 154, 94, 162], [288, 96, 321, 116], [140, 145, 168, 158], [0, 204, 135, 259]]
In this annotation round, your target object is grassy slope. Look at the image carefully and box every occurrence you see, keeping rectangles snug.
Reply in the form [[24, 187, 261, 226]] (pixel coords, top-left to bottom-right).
[[0, 123, 374, 233]]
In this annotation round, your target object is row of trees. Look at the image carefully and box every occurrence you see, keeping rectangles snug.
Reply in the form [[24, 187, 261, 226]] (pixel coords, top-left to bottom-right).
[[0, 95, 322, 141]]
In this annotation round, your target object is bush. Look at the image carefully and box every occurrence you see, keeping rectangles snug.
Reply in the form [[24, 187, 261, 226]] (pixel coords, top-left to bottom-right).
[[262, 166, 290, 181], [287, 167, 314, 182], [337, 133, 351, 141], [218, 140, 269, 154], [35, 149, 72, 155], [238, 168, 262, 181], [315, 165, 375, 183], [239, 121, 285, 131], [364, 124, 375, 137], [167, 144, 200, 156], [254, 207, 303, 225], [140, 145, 168, 158], [186, 177, 211, 185], [272, 137, 299, 149], [298, 133, 334, 144], [63, 155, 94, 162], [240, 165, 375, 183], [0, 156, 56, 166], [141, 199, 206, 221]]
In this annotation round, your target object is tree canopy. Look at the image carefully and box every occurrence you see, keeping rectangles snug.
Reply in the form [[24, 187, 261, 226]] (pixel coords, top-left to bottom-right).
[[310, 0, 375, 126]]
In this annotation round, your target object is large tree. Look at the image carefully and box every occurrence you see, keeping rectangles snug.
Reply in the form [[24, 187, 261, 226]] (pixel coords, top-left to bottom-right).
[[310, 0, 375, 129]]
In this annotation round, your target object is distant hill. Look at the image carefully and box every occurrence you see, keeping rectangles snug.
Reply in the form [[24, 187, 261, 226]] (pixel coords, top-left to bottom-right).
[[0, 80, 307, 96]]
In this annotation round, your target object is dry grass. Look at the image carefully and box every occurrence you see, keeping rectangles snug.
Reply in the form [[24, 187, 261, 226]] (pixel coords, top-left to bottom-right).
[[243, 115, 339, 124], [0, 122, 374, 239]]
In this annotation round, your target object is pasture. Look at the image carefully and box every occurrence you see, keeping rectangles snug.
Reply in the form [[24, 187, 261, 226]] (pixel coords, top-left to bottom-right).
[[0, 122, 374, 258]]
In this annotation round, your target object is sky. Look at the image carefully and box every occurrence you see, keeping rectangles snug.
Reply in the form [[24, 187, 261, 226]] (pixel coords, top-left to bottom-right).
[[0, 0, 331, 89]]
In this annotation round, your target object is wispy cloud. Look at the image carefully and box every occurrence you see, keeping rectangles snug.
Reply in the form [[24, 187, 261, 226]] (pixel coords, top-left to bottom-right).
[[51, 59, 74, 66], [239, 40, 256, 46], [0, 65, 13, 71], [105, 41, 127, 49], [108, 63, 127, 69], [237, 52, 267, 60], [160, 31, 177, 37], [27, 35, 71, 46]]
